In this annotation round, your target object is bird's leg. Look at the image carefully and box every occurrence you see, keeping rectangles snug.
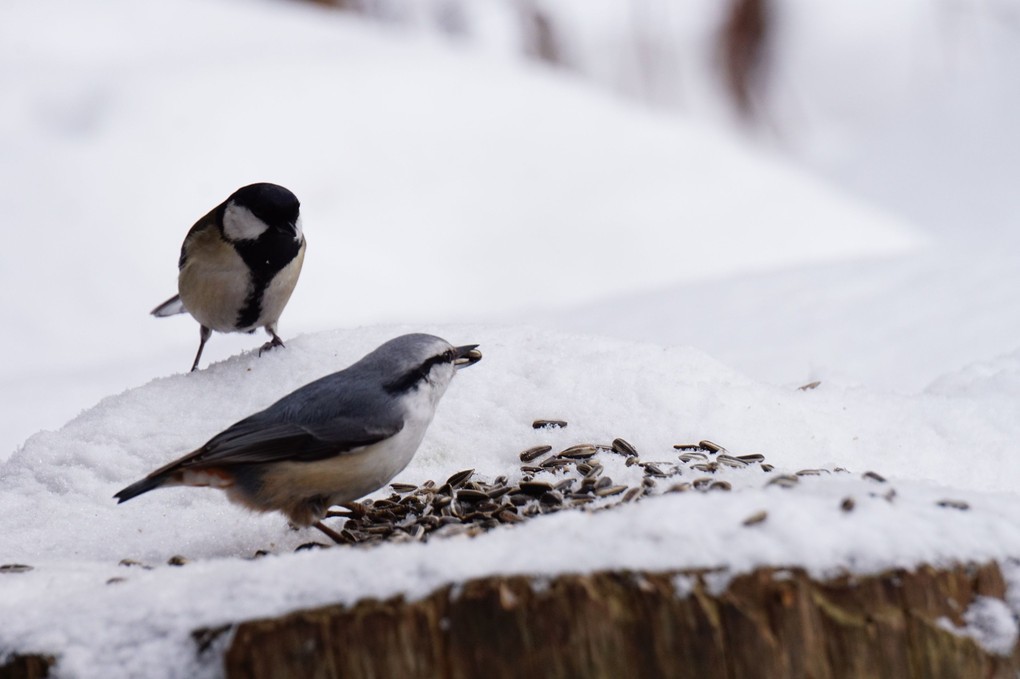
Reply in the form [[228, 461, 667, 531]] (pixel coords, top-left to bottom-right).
[[258, 325, 286, 357], [313, 520, 346, 544], [190, 326, 212, 372]]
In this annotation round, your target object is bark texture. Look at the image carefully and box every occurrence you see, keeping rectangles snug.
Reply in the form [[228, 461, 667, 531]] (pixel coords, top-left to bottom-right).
[[223, 562, 1019, 679]]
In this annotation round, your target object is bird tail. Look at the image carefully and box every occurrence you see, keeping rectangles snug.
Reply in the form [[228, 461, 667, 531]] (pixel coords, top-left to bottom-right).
[[114, 474, 171, 503], [151, 294, 187, 317]]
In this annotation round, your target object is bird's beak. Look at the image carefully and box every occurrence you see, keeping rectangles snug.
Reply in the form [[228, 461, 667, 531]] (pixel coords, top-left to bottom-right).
[[454, 344, 482, 369]]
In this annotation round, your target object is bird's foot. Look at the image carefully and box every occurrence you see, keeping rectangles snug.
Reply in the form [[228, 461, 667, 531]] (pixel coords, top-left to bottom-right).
[[258, 334, 285, 357], [313, 520, 346, 545]]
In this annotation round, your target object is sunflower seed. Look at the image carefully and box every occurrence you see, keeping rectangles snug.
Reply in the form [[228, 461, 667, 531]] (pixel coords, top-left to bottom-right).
[[692, 462, 719, 473], [595, 476, 613, 490], [118, 559, 153, 570], [737, 454, 765, 463], [679, 452, 708, 463], [767, 475, 799, 488], [568, 493, 595, 503], [167, 555, 191, 566], [760, 463, 774, 472], [295, 542, 329, 551], [673, 444, 706, 451], [595, 485, 627, 497], [611, 438, 639, 457], [519, 481, 554, 496], [434, 495, 453, 508], [508, 493, 530, 506], [717, 454, 748, 468], [446, 469, 475, 488], [519, 445, 553, 462], [540, 458, 572, 470], [486, 486, 511, 500], [937, 499, 969, 511], [642, 463, 666, 476], [699, 440, 724, 453], [623, 487, 642, 502], [692, 478, 714, 490], [106, 577, 126, 585], [666, 482, 691, 493], [862, 471, 886, 483], [520, 465, 543, 473], [554, 478, 575, 492], [625, 456, 640, 467], [0, 564, 33, 574], [540, 491, 564, 506], [559, 444, 597, 459], [533, 419, 567, 429], [841, 497, 855, 512], [576, 463, 592, 475], [795, 469, 825, 476], [708, 481, 731, 491], [742, 510, 767, 526], [390, 483, 418, 493], [457, 489, 489, 503], [498, 509, 525, 524]]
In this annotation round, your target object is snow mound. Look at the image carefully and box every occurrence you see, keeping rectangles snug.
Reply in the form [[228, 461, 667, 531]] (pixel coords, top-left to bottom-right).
[[3, 325, 1020, 677]]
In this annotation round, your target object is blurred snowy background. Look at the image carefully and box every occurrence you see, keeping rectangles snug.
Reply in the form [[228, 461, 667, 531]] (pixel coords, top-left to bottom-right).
[[2, 0, 1017, 459]]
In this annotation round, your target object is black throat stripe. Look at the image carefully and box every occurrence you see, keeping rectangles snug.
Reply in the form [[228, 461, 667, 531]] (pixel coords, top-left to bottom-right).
[[233, 232, 302, 330]]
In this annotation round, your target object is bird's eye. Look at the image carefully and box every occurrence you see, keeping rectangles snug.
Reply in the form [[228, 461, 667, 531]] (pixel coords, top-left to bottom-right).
[[444, 350, 454, 362]]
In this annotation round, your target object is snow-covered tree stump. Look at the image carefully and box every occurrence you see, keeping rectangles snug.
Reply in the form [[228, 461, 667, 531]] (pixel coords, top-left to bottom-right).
[[222, 561, 1018, 678]]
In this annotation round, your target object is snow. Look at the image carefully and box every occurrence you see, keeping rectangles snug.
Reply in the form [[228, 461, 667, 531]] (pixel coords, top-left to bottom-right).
[[938, 596, 1020, 657], [2, 0, 1020, 676]]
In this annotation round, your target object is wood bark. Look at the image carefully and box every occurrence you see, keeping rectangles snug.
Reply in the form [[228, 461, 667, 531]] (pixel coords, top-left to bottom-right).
[[222, 562, 1019, 679]]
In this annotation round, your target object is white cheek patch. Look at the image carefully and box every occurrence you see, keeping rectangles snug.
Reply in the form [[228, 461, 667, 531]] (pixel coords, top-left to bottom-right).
[[292, 215, 304, 242], [222, 202, 269, 241]]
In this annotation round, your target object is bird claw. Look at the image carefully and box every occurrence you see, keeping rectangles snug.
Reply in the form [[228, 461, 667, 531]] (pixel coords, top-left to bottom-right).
[[258, 335, 286, 357]]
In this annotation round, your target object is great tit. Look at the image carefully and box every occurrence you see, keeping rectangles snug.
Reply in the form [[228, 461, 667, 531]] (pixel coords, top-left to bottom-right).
[[151, 182, 306, 371]]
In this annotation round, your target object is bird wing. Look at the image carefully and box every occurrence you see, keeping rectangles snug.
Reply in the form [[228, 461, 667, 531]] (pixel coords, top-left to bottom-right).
[[182, 414, 403, 468]]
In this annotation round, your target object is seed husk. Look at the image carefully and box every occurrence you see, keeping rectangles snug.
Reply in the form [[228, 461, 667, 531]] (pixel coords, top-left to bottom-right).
[[863, 471, 886, 483], [679, 452, 708, 463], [673, 444, 706, 451], [666, 482, 691, 493], [390, 483, 418, 493], [539, 491, 564, 506], [937, 499, 969, 511], [642, 463, 665, 476], [623, 487, 642, 502], [446, 469, 475, 488], [533, 419, 567, 429], [767, 475, 799, 488], [559, 444, 598, 459], [625, 456, 640, 467], [520, 465, 543, 473], [457, 488, 490, 503], [692, 478, 714, 490], [0, 564, 33, 574], [167, 555, 191, 566], [760, 463, 774, 472], [498, 509, 525, 524], [692, 462, 719, 473], [699, 440, 724, 453], [519, 481, 554, 496], [519, 445, 552, 462], [611, 438, 638, 457], [595, 476, 613, 490], [737, 454, 765, 463], [796, 469, 825, 476], [743, 510, 767, 526], [540, 458, 572, 470], [118, 559, 152, 570], [708, 481, 731, 491], [717, 454, 748, 468], [554, 478, 575, 492], [841, 497, 855, 512], [595, 485, 627, 498], [486, 486, 511, 500], [798, 381, 821, 391]]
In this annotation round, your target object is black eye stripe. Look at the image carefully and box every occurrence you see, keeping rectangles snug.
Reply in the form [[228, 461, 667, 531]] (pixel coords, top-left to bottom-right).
[[384, 351, 455, 395]]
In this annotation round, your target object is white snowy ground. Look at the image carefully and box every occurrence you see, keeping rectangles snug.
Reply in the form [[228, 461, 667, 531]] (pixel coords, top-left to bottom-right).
[[2, 0, 1020, 677]]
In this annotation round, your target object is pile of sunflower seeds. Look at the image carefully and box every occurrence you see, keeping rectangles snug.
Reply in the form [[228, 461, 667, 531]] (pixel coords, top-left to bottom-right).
[[300, 435, 817, 551]]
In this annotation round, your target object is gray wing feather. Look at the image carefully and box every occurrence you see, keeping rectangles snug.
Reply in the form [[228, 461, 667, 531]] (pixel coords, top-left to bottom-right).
[[193, 416, 402, 465]]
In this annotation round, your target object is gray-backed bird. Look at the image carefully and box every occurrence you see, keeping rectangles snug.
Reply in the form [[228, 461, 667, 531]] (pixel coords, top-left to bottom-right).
[[114, 334, 481, 541], [151, 182, 306, 372]]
